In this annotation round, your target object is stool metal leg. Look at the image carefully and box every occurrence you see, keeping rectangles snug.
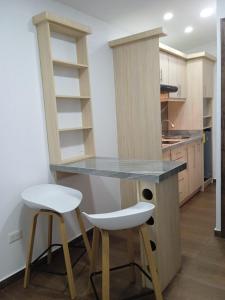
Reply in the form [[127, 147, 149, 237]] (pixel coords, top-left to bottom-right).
[[75, 207, 92, 262], [101, 230, 110, 300], [139, 224, 163, 300], [59, 214, 76, 300], [126, 229, 136, 283], [47, 215, 53, 264], [24, 212, 39, 288]]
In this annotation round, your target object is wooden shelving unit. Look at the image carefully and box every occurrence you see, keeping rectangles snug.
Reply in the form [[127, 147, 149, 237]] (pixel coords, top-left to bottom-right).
[[33, 11, 95, 164]]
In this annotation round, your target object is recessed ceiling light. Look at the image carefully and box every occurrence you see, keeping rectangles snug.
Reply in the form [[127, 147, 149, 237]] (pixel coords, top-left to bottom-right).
[[184, 26, 194, 33], [200, 7, 215, 18], [163, 12, 174, 21]]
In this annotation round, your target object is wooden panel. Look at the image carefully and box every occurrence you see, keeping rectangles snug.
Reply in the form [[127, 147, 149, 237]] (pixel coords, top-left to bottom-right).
[[109, 27, 165, 48], [112, 37, 162, 206], [203, 59, 214, 98], [138, 175, 181, 290], [36, 21, 61, 164], [112, 38, 162, 160], [33, 11, 91, 36]]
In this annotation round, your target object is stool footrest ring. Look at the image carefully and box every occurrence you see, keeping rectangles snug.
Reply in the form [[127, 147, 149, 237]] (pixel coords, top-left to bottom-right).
[[30, 243, 86, 277], [90, 262, 154, 300]]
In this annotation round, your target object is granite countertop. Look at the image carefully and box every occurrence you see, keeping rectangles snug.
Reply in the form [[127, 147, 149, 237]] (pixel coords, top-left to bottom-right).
[[50, 157, 186, 183], [162, 130, 203, 152]]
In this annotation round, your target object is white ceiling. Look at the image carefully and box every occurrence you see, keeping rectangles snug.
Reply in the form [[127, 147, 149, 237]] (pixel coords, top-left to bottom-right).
[[56, 0, 216, 51]]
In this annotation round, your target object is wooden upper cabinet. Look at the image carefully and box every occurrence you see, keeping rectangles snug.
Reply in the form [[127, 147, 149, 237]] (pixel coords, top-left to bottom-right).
[[160, 51, 169, 84], [203, 59, 214, 98], [168, 54, 187, 99]]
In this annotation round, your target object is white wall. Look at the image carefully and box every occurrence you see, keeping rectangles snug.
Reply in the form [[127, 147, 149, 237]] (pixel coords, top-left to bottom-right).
[[0, 0, 127, 281], [215, 0, 225, 231]]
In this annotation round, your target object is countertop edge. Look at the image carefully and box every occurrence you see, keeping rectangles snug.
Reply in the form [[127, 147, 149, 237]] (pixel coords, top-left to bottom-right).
[[162, 135, 202, 152], [50, 161, 186, 183]]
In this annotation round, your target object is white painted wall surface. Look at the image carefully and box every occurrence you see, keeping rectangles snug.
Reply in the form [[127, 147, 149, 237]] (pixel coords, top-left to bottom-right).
[[0, 0, 126, 281], [215, 0, 225, 231]]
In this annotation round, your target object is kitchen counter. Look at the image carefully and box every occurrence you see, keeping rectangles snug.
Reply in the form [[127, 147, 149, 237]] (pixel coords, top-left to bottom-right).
[[50, 157, 186, 183], [51, 156, 183, 290], [162, 130, 202, 151]]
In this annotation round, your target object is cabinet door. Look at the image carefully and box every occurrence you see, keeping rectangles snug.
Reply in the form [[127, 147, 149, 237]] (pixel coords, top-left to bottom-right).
[[168, 55, 187, 99], [203, 59, 214, 98], [176, 58, 187, 98], [188, 143, 196, 194], [171, 146, 188, 203], [178, 170, 188, 203], [188, 142, 202, 194], [160, 52, 169, 84]]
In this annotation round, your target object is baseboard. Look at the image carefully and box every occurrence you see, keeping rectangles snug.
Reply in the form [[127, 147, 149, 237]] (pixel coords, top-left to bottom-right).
[[0, 228, 93, 289]]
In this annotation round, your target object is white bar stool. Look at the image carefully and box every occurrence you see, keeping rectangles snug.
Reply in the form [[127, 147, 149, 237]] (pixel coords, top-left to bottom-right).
[[22, 184, 92, 300], [83, 202, 163, 300]]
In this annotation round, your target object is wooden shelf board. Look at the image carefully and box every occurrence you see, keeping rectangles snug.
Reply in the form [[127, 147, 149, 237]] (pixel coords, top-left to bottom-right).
[[203, 115, 212, 119], [58, 126, 92, 132], [160, 99, 185, 103], [61, 154, 93, 164], [53, 59, 88, 69], [56, 95, 90, 100], [203, 126, 212, 130]]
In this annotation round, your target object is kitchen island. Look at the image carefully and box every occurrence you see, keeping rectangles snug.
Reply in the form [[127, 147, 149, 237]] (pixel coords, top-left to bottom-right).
[[51, 157, 186, 290]]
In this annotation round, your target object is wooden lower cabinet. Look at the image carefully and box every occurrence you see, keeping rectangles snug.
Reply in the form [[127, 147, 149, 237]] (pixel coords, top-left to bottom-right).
[[188, 140, 203, 194], [163, 139, 203, 205]]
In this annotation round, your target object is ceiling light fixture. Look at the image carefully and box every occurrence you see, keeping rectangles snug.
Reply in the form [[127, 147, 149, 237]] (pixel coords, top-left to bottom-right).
[[200, 7, 215, 18], [184, 26, 194, 33], [163, 12, 174, 21]]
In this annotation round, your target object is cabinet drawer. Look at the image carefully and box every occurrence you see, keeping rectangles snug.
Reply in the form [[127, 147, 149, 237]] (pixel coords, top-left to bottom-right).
[[171, 146, 187, 161]]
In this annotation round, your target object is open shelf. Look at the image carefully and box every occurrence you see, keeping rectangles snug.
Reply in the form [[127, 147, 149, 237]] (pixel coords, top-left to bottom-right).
[[160, 98, 185, 103], [203, 115, 212, 119], [58, 126, 92, 132], [56, 95, 90, 100], [33, 11, 95, 164], [53, 59, 88, 69], [203, 126, 212, 130]]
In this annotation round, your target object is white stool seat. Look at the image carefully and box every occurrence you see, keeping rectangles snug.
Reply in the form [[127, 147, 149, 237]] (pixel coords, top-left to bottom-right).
[[21, 184, 82, 214], [83, 202, 154, 230]]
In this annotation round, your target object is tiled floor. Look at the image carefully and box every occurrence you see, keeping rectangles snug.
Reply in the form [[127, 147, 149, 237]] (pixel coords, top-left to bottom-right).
[[2, 184, 225, 299]]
